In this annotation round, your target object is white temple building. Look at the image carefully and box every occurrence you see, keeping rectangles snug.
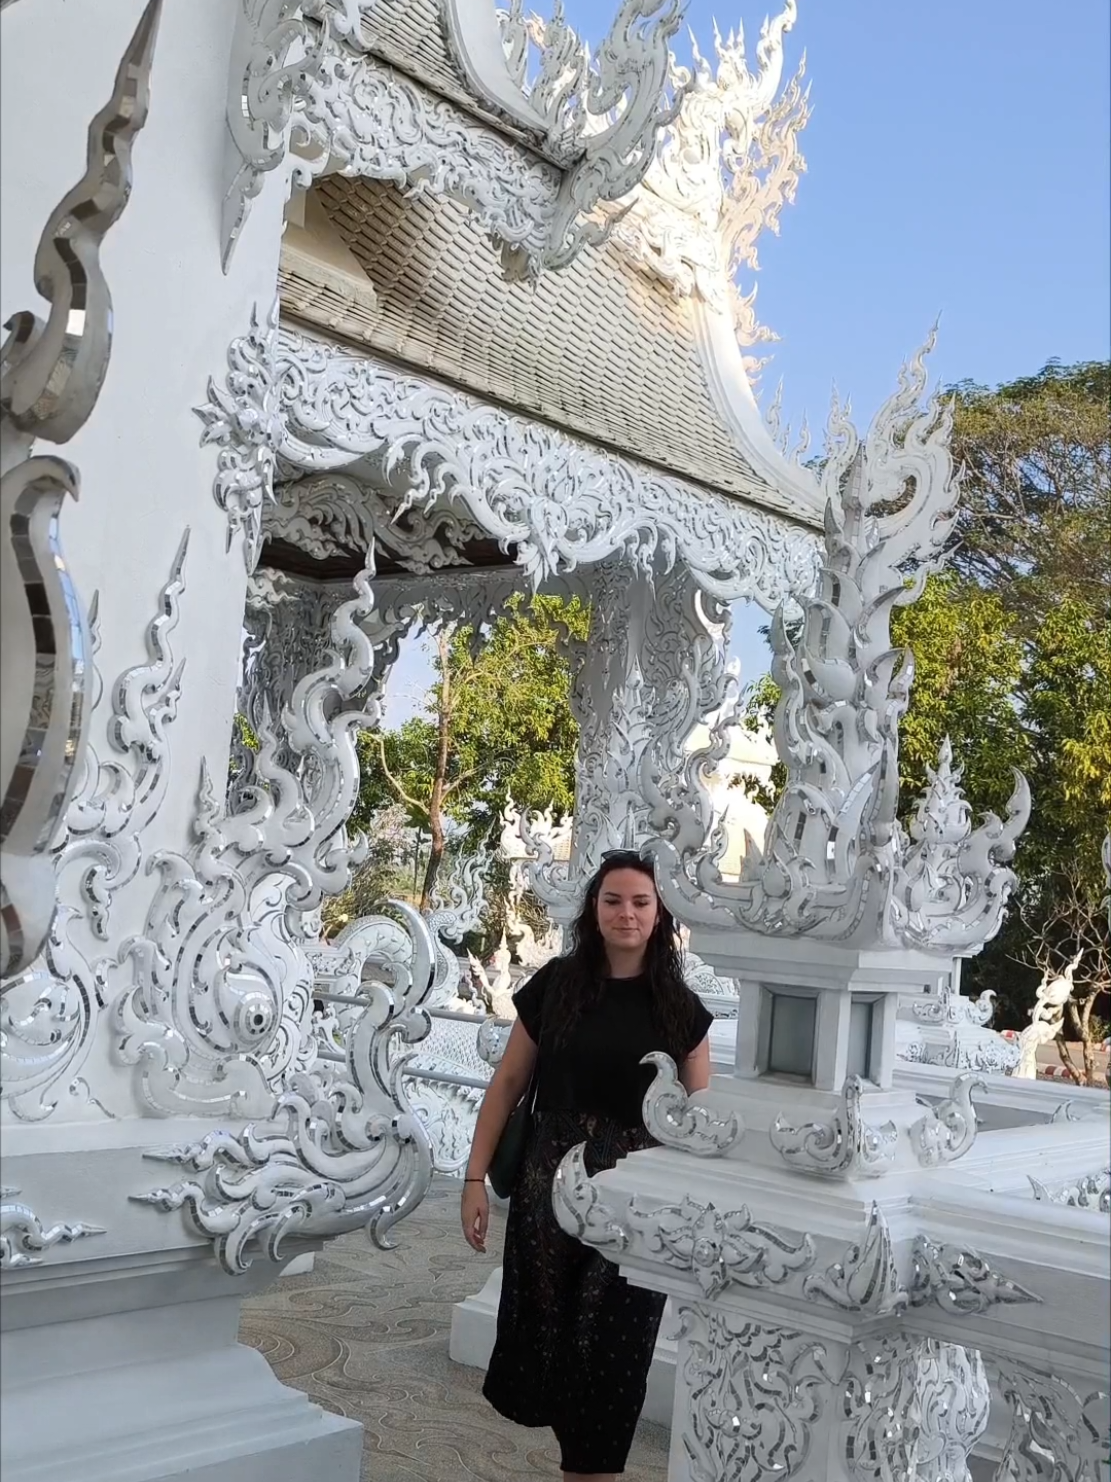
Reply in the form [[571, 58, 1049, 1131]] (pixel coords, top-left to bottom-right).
[[1, 3, 1107, 1481]]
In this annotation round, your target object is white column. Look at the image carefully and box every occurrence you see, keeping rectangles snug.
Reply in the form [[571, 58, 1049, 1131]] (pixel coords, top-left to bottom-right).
[[537, 559, 731, 924]]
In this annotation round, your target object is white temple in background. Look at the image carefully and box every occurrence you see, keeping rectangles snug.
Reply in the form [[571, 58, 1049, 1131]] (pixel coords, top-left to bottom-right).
[[1, 3, 1106, 1480]]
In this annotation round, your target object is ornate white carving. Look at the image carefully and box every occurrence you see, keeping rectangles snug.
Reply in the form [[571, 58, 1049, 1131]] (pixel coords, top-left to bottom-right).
[[446, 0, 689, 274], [675, 1311, 989, 1482], [114, 560, 384, 1116], [2, 537, 188, 1122], [267, 470, 485, 569], [682, 948, 739, 1005], [802, 1203, 907, 1316], [0, 1187, 104, 1269], [295, 52, 561, 272], [554, 1143, 815, 1299], [676, 1306, 824, 1480], [133, 902, 436, 1273], [0, 0, 161, 982], [839, 1334, 990, 1482], [909, 1235, 1042, 1315], [233, 563, 420, 804], [476, 1014, 512, 1067], [274, 327, 820, 602], [770, 1076, 898, 1178], [1029, 1169, 1110, 1214], [195, 300, 283, 570], [220, 0, 345, 270], [425, 850, 489, 1007], [639, 1050, 741, 1157], [611, 2, 808, 340], [995, 1362, 1110, 1482], [897, 973, 1020, 1074], [649, 337, 1030, 955], [898, 735, 1031, 953], [1014, 951, 1082, 1080], [909, 1073, 984, 1168], [528, 564, 743, 929]]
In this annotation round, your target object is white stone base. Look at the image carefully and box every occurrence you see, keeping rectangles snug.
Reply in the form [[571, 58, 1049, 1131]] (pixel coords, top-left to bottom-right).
[[449, 1265, 679, 1427], [1, 1245, 362, 1482]]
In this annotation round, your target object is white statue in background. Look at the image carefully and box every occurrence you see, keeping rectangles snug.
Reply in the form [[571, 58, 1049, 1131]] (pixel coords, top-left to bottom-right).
[[1014, 950, 1082, 1079], [468, 938, 518, 1020]]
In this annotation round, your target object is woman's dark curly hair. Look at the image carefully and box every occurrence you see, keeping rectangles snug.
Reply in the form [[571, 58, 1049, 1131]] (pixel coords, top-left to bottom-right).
[[542, 852, 696, 1059]]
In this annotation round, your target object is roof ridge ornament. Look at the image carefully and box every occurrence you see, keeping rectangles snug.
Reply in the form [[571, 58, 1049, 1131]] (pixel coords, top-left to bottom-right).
[[609, 0, 808, 341], [444, 0, 691, 273]]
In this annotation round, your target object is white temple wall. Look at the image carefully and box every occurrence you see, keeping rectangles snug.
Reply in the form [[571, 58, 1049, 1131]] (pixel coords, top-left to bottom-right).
[[1, 0, 282, 857], [1, 0, 289, 1128]]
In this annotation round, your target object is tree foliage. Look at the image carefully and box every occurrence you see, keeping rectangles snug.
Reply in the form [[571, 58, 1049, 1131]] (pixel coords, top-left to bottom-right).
[[355, 592, 590, 906]]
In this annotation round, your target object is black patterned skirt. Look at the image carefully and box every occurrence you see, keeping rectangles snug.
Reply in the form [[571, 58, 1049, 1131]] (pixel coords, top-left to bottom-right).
[[483, 1109, 666, 1475]]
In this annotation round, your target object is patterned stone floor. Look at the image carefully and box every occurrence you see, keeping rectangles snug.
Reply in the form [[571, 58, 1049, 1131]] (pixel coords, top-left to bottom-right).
[[239, 1178, 670, 1481]]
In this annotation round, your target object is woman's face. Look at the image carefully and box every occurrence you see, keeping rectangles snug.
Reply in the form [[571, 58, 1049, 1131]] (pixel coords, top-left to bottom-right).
[[595, 867, 659, 954]]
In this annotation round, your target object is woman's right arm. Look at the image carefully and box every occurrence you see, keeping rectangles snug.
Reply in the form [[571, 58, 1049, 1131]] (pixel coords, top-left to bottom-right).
[[463, 1018, 538, 1184], [460, 1019, 538, 1253]]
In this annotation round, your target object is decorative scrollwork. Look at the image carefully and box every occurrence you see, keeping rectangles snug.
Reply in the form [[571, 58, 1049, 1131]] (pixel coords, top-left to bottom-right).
[[909, 1073, 984, 1169], [909, 1235, 1042, 1315], [266, 470, 484, 570], [195, 299, 283, 570], [294, 50, 561, 272], [114, 558, 384, 1116], [897, 736, 1030, 953], [273, 327, 820, 604], [445, 0, 689, 274], [0, 1187, 104, 1269], [1029, 1169, 1110, 1214], [2, 536, 188, 1121], [611, 1, 808, 339], [648, 335, 1029, 956], [640, 1051, 741, 1157], [132, 902, 436, 1273], [802, 1203, 907, 1315], [995, 1361, 1109, 1482], [221, 0, 325, 271], [425, 850, 490, 1007], [554, 1143, 815, 1300], [770, 1076, 898, 1179], [676, 1305, 824, 1481]]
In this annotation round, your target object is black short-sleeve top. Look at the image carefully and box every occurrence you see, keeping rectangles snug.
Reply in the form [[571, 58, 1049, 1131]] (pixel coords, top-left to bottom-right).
[[511, 961, 713, 1129]]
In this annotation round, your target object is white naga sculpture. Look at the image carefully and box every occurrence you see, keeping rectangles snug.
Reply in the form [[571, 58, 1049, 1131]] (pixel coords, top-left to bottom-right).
[[1014, 950, 1083, 1080]]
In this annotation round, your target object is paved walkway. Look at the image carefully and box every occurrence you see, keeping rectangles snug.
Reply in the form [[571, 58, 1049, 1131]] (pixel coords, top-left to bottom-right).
[[239, 1178, 670, 1481]]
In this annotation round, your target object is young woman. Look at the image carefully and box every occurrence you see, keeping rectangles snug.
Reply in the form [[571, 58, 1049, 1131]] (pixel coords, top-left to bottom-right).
[[461, 852, 713, 1481]]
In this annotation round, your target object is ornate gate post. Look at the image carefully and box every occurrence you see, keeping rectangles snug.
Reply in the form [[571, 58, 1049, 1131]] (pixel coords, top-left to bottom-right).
[[530, 559, 734, 927]]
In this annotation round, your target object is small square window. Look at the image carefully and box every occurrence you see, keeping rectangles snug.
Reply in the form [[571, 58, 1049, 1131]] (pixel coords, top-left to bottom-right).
[[847, 998, 875, 1079], [767, 993, 816, 1079]]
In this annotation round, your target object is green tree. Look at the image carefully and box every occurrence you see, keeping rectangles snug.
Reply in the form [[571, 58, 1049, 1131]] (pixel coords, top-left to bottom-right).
[[357, 592, 590, 907], [947, 360, 1110, 626]]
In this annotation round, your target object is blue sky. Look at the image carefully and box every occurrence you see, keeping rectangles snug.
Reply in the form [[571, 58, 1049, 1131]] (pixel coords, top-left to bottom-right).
[[382, 0, 1110, 721]]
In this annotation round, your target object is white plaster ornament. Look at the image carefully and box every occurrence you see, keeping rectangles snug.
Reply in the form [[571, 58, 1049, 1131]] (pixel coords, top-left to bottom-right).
[[0, 0, 162, 982], [0, 1187, 104, 1269], [640, 1050, 742, 1157], [646, 335, 1031, 955], [770, 1076, 898, 1179], [1, 536, 188, 1123], [273, 326, 821, 601]]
